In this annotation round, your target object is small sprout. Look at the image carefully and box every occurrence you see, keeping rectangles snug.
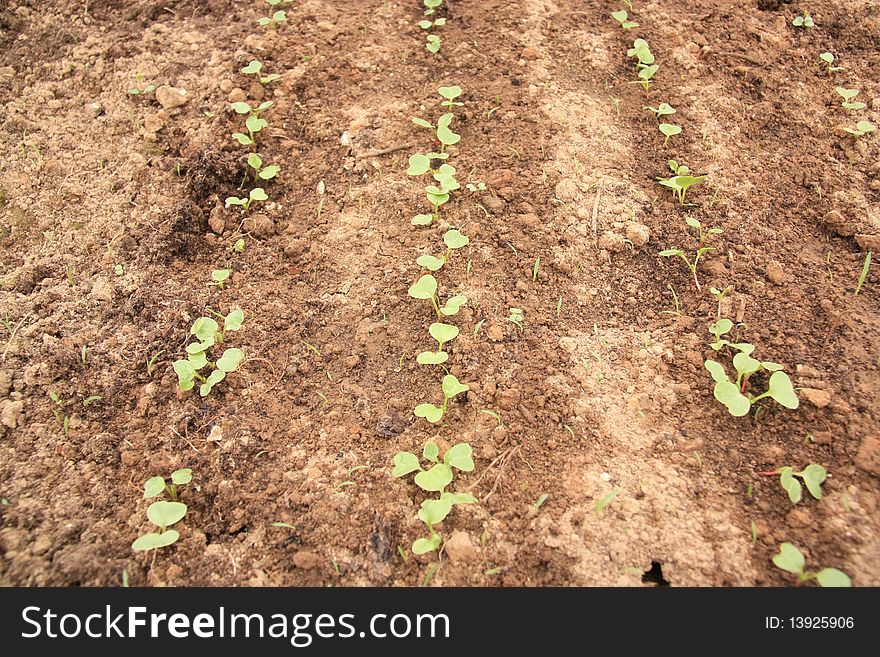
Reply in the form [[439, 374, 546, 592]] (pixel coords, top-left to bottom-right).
[[419, 17, 446, 30], [835, 87, 865, 110], [240, 59, 281, 85], [246, 153, 281, 181], [843, 120, 876, 137], [259, 9, 287, 29], [173, 312, 245, 397], [414, 374, 469, 424], [114, 264, 124, 276], [230, 100, 273, 146], [594, 489, 620, 516], [611, 10, 639, 29], [659, 123, 681, 145], [818, 52, 842, 73], [127, 74, 156, 96], [772, 543, 850, 587], [466, 181, 487, 192], [234, 238, 246, 253], [438, 86, 464, 110], [392, 439, 476, 555], [507, 307, 524, 332], [768, 465, 827, 504], [632, 64, 659, 92], [703, 322, 799, 417], [210, 268, 231, 290], [134, 470, 191, 551], [225, 187, 269, 212], [627, 39, 654, 66], [423, 0, 443, 17], [709, 285, 733, 319], [426, 34, 441, 53], [534, 493, 549, 510], [792, 12, 814, 28], [855, 251, 872, 296], [645, 102, 676, 119], [657, 161, 707, 205], [660, 217, 719, 292]]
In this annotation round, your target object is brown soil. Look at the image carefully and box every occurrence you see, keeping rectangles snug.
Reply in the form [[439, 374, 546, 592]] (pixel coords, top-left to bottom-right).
[[1, 0, 878, 587]]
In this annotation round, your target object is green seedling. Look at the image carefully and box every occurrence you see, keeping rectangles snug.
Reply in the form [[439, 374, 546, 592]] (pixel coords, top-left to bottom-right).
[[127, 73, 155, 96], [423, 0, 443, 17], [48, 390, 69, 435], [414, 374, 469, 424], [835, 87, 865, 110], [594, 489, 620, 517], [659, 123, 681, 145], [704, 328, 799, 417], [408, 156, 458, 225], [225, 187, 268, 212], [709, 285, 732, 319], [855, 251, 871, 296], [210, 268, 231, 290], [230, 100, 273, 146], [127, 83, 155, 96], [466, 182, 486, 192], [408, 274, 441, 316], [392, 439, 476, 555], [646, 102, 675, 119], [659, 245, 714, 293], [143, 468, 192, 502], [507, 307, 524, 332], [408, 274, 466, 318], [172, 311, 245, 397], [419, 17, 446, 29], [707, 319, 754, 353], [426, 34, 441, 53], [792, 12, 814, 28], [417, 322, 462, 365], [259, 6, 286, 28], [611, 10, 638, 29], [443, 228, 469, 260], [240, 59, 281, 85], [246, 153, 280, 181], [438, 86, 464, 111], [146, 350, 163, 376], [632, 64, 658, 92], [627, 39, 654, 66], [818, 52, 842, 73], [657, 160, 707, 205], [234, 238, 246, 253], [133, 469, 191, 551], [772, 543, 850, 587], [662, 284, 681, 317], [758, 464, 826, 504], [843, 120, 876, 137]]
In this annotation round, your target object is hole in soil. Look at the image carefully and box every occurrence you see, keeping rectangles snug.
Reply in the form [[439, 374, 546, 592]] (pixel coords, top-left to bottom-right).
[[641, 561, 670, 586]]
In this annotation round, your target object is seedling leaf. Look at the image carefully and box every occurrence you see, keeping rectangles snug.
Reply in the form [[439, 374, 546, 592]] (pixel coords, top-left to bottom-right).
[[444, 443, 474, 472], [772, 542, 805, 574], [147, 501, 188, 528], [414, 463, 453, 492], [171, 468, 192, 485], [414, 403, 444, 423], [144, 476, 166, 498], [816, 568, 852, 588], [132, 530, 180, 551], [423, 441, 440, 462], [767, 371, 798, 409], [392, 452, 421, 477], [408, 275, 438, 299]]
